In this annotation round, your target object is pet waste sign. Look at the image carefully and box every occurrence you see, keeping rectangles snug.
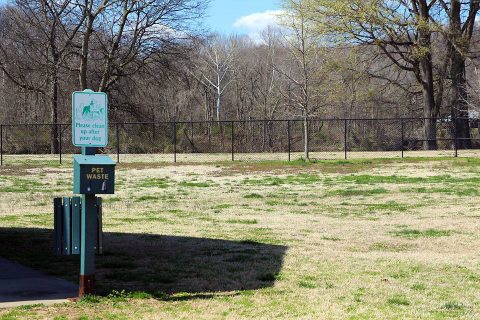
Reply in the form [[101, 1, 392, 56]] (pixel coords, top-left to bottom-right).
[[72, 90, 108, 147]]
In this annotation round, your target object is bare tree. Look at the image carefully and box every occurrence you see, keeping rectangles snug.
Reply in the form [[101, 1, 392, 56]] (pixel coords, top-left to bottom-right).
[[191, 35, 237, 122], [296, 0, 449, 150], [0, 0, 85, 152], [255, 28, 283, 149], [278, 0, 325, 160], [439, 0, 480, 149]]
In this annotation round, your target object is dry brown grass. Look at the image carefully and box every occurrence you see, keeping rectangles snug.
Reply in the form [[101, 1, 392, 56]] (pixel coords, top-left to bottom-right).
[[1, 157, 480, 319], [1, 148, 479, 166]]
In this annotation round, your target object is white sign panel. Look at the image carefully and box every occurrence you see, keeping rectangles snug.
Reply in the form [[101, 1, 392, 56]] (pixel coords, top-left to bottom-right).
[[72, 90, 108, 147]]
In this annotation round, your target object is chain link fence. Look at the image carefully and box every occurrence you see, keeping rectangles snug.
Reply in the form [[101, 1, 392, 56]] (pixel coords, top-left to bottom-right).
[[1, 118, 480, 166]]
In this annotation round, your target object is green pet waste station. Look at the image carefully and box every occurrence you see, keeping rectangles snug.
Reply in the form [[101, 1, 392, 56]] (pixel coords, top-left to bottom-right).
[[54, 89, 115, 297]]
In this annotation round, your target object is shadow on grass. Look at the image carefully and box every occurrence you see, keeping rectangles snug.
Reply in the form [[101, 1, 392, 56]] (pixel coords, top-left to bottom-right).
[[0, 228, 286, 298]]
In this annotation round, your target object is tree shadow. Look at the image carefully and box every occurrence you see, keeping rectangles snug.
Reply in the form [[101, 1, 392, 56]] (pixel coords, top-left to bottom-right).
[[0, 228, 287, 297]]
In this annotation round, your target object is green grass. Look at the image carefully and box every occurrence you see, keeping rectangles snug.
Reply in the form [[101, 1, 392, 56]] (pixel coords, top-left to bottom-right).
[[298, 278, 317, 289], [442, 301, 465, 310], [400, 186, 480, 196], [136, 178, 170, 188], [213, 204, 233, 210], [387, 295, 410, 306], [321, 236, 341, 241], [135, 195, 160, 202], [0, 215, 19, 223], [338, 174, 480, 185], [370, 242, 412, 252], [243, 173, 322, 186], [411, 283, 426, 291], [244, 193, 264, 199], [226, 219, 258, 225], [392, 229, 452, 238], [104, 197, 122, 203], [179, 181, 212, 188], [364, 201, 410, 212], [326, 188, 388, 197], [0, 177, 47, 193]]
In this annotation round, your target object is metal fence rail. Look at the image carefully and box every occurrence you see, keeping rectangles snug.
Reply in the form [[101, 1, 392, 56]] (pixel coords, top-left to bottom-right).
[[1, 117, 480, 166]]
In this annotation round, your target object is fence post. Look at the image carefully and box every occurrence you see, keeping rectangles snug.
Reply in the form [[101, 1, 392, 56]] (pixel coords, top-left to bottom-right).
[[231, 121, 235, 161], [59, 124, 62, 164], [287, 120, 291, 161], [191, 121, 194, 144], [344, 119, 348, 160], [116, 123, 120, 163], [0, 124, 3, 166], [34, 124, 38, 154], [173, 119, 177, 163], [401, 119, 404, 159], [454, 117, 458, 158]]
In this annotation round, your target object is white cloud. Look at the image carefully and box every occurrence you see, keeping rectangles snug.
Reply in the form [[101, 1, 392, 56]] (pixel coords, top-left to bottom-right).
[[233, 10, 284, 43]]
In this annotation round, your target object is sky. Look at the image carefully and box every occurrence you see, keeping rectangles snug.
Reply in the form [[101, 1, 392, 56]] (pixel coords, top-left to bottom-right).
[[0, 0, 283, 40], [205, 0, 282, 40]]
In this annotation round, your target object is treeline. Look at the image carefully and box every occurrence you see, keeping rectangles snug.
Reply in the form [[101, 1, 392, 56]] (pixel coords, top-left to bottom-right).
[[0, 0, 479, 158]]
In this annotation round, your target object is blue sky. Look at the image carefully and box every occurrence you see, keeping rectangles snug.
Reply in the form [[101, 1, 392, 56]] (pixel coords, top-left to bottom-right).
[[205, 0, 281, 36], [0, 0, 282, 39]]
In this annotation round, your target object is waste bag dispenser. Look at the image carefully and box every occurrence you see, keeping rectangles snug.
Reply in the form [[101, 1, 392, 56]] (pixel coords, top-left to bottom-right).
[[74, 155, 115, 194]]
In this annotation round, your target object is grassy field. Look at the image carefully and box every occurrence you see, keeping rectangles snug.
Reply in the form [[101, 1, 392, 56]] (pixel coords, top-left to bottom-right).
[[1, 157, 480, 319]]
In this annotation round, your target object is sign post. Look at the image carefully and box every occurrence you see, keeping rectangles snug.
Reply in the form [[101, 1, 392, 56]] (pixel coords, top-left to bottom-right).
[[71, 89, 114, 297]]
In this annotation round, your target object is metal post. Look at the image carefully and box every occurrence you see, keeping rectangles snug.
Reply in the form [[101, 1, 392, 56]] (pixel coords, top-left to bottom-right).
[[53, 198, 63, 255], [401, 119, 404, 159], [0, 124, 3, 166], [344, 119, 348, 160], [173, 120, 177, 163], [454, 117, 458, 158], [96, 197, 103, 255], [191, 121, 194, 144], [62, 197, 71, 255], [59, 124, 62, 164], [287, 120, 291, 162], [231, 121, 235, 161], [263, 119, 267, 153], [80, 193, 97, 296], [116, 123, 120, 163], [79, 146, 97, 297], [34, 124, 38, 154]]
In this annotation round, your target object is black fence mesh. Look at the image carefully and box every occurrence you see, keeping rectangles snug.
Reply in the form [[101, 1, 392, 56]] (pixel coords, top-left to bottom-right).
[[1, 118, 480, 166]]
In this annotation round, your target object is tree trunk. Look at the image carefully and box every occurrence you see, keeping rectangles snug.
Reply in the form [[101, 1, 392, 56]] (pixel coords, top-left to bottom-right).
[[451, 54, 471, 149], [216, 91, 221, 122], [417, 0, 438, 150], [79, 16, 94, 90], [449, 0, 472, 149], [303, 116, 309, 161], [422, 79, 437, 150], [420, 58, 438, 150], [49, 66, 59, 154]]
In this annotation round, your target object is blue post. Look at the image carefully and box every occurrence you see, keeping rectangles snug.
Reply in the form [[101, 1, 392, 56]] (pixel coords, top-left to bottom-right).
[[62, 197, 71, 255], [79, 146, 97, 296], [71, 197, 81, 254], [53, 198, 63, 255], [71, 89, 111, 297]]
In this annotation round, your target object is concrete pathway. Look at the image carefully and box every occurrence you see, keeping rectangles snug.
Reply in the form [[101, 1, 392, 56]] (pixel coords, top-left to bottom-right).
[[0, 257, 77, 308]]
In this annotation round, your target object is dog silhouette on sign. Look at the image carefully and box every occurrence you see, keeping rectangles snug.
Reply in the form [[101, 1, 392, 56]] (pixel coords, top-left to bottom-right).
[[82, 101, 94, 117]]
